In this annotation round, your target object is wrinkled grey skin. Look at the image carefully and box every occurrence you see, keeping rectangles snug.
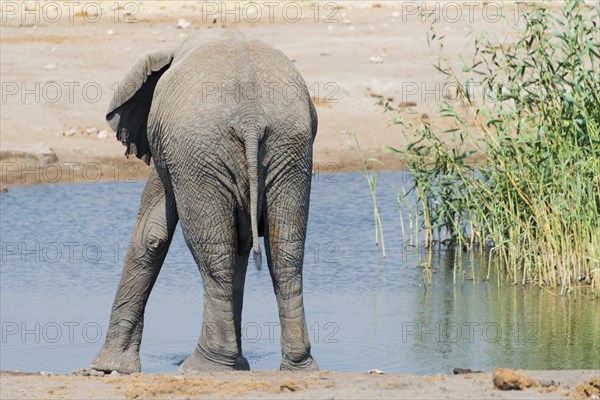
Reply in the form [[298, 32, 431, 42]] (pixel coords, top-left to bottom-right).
[[91, 30, 318, 373]]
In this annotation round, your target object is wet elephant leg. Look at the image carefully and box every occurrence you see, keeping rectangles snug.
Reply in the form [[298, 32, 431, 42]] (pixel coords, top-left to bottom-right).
[[178, 187, 247, 372], [233, 252, 250, 370], [264, 166, 318, 371], [92, 165, 178, 373]]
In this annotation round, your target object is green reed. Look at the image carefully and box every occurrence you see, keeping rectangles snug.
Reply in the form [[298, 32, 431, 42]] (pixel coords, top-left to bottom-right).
[[348, 132, 386, 258], [386, 0, 599, 292]]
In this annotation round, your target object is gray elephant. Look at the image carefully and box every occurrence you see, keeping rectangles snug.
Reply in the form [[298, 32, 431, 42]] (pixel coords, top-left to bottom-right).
[[91, 29, 318, 373]]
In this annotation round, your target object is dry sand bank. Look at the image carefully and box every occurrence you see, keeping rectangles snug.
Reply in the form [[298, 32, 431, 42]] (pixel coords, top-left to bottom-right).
[[0, 1, 532, 186], [1, 369, 599, 399]]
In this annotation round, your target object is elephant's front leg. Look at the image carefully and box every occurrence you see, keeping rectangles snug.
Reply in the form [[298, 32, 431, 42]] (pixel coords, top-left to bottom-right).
[[265, 169, 319, 371], [91, 165, 178, 374]]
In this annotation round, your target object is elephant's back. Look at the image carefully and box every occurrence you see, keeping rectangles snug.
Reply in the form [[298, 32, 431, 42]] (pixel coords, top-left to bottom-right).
[[150, 30, 315, 149], [156, 30, 311, 113]]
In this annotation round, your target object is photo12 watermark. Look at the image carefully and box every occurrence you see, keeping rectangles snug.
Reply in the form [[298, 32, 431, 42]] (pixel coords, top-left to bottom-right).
[[0, 241, 155, 264], [0, 1, 140, 24], [199, 1, 340, 24], [1, 80, 340, 105], [398, 1, 548, 24], [2, 321, 104, 344], [308, 241, 340, 264], [401, 321, 538, 344], [395, 80, 526, 106], [1, 320, 340, 345], [0, 1, 342, 25], [312, 162, 339, 184], [0, 240, 342, 265], [0, 161, 141, 185], [201, 321, 339, 344]]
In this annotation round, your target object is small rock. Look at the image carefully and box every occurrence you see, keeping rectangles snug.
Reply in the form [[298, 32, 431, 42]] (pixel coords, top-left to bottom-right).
[[107, 29, 114, 35], [368, 369, 385, 375], [72, 368, 105, 377], [85, 127, 99, 135], [39, 371, 53, 376], [97, 130, 109, 140], [43, 63, 57, 71], [109, 370, 121, 376], [369, 93, 393, 102], [90, 369, 106, 376], [177, 18, 191, 29], [0, 185, 8, 193], [539, 379, 557, 388], [398, 101, 417, 108], [576, 378, 600, 399], [493, 368, 538, 390], [64, 128, 78, 137], [370, 56, 384, 64], [453, 368, 482, 375]]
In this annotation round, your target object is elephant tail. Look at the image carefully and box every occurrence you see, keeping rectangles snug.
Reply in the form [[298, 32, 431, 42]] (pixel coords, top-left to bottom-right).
[[243, 126, 263, 270]]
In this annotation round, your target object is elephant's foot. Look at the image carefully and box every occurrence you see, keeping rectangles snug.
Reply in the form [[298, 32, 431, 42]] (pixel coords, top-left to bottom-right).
[[91, 344, 141, 374], [234, 354, 250, 370], [280, 354, 319, 371], [179, 348, 250, 373]]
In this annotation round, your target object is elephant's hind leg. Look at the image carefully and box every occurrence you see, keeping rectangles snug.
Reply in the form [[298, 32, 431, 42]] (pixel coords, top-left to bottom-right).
[[264, 163, 319, 371], [233, 252, 250, 370], [177, 191, 247, 372], [92, 164, 178, 374]]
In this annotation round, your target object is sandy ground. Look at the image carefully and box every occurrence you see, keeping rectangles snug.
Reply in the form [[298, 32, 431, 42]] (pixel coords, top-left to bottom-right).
[[0, 0, 536, 186], [1, 369, 599, 400]]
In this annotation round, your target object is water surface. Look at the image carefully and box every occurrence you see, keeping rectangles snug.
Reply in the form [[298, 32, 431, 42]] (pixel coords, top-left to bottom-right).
[[1, 172, 598, 374]]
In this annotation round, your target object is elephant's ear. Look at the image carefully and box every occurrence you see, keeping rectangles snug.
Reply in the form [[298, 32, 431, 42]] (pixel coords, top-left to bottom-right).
[[106, 49, 175, 164], [309, 97, 318, 143]]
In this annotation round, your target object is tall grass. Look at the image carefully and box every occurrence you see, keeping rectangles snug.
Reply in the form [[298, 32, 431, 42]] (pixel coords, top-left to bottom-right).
[[387, 0, 599, 293]]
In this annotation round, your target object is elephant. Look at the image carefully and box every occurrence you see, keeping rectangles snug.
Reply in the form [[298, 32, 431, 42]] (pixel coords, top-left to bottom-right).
[[90, 29, 318, 373]]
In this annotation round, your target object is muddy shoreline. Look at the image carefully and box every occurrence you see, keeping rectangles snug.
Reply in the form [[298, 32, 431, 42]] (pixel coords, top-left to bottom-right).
[[1, 369, 598, 399], [0, 149, 409, 188]]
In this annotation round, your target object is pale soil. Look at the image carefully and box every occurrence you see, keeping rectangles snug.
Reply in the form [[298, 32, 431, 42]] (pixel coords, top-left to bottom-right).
[[0, 0, 536, 186], [1, 369, 599, 400]]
